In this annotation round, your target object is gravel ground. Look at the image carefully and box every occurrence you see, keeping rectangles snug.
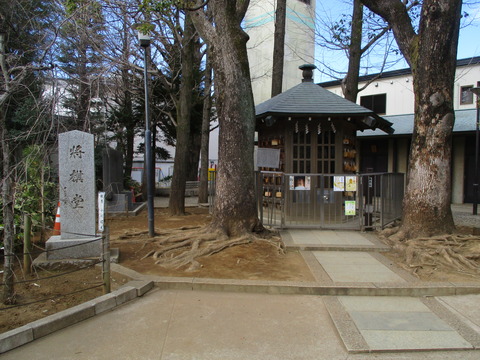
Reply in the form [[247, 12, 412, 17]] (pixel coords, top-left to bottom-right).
[[452, 204, 480, 229]]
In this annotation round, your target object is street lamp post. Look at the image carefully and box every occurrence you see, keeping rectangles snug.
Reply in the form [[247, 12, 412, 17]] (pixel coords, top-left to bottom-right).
[[470, 87, 480, 216], [139, 30, 155, 236]]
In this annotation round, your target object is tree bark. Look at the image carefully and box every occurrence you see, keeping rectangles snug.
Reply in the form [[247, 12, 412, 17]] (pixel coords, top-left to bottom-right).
[[1, 107, 15, 303], [342, 0, 363, 103], [198, 55, 213, 204], [191, 0, 261, 236], [0, 30, 15, 303], [271, 0, 287, 97], [361, 0, 462, 237], [186, 127, 202, 181], [169, 14, 196, 215]]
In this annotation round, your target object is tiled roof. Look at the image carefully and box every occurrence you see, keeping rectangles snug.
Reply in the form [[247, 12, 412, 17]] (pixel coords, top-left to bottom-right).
[[255, 81, 394, 133], [256, 81, 374, 116], [357, 109, 477, 137]]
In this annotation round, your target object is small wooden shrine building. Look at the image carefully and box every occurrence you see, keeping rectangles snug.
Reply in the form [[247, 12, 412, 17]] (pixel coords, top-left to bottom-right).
[[255, 64, 394, 175], [254, 64, 396, 229]]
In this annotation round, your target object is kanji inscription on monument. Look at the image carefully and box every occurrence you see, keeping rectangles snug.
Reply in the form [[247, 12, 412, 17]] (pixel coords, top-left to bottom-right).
[[46, 130, 101, 259], [59, 130, 96, 239]]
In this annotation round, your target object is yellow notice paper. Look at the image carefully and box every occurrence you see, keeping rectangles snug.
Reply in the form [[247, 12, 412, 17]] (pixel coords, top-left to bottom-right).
[[346, 176, 357, 192]]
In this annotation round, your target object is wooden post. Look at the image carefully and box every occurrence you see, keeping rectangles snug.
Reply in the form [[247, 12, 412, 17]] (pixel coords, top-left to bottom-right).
[[23, 214, 32, 276], [102, 226, 111, 294]]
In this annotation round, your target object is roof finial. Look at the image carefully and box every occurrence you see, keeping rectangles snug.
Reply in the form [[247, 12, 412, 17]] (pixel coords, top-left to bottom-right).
[[299, 64, 317, 83]]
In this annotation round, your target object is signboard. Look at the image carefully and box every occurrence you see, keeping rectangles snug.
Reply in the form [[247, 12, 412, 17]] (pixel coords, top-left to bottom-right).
[[256, 148, 280, 169], [289, 175, 311, 190], [98, 192, 105, 233]]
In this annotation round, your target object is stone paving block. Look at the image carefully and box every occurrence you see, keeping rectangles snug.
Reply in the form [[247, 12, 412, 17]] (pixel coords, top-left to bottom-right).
[[31, 302, 95, 339], [314, 251, 405, 283], [115, 286, 138, 305], [335, 296, 475, 352], [339, 296, 430, 312], [361, 329, 473, 351], [425, 296, 480, 349], [124, 280, 154, 297], [323, 296, 369, 353], [84, 292, 117, 315], [349, 311, 454, 331], [0, 324, 33, 354]]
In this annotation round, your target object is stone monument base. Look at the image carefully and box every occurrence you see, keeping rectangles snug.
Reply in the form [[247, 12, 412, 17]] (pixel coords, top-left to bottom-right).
[[46, 235, 102, 260], [106, 191, 134, 212]]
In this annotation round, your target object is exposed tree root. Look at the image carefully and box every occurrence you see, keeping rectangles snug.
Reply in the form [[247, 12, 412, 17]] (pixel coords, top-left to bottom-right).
[[114, 225, 202, 241], [137, 225, 285, 270], [378, 226, 480, 277]]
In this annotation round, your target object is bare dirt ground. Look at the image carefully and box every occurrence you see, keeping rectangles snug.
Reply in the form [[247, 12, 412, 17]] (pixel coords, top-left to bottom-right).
[[379, 224, 480, 283], [0, 267, 130, 333], [0, 206, 312, 334], [109, 207, 314, 282], [1, 205, 479, 334]]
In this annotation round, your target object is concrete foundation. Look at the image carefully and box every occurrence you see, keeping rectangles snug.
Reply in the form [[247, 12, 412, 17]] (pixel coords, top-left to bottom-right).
[[45, 235, 102, 260]]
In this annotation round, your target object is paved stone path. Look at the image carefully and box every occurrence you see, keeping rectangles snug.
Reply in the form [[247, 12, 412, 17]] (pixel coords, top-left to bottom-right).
[[2, 224, 480, 358], [285, 229, 480, 353]]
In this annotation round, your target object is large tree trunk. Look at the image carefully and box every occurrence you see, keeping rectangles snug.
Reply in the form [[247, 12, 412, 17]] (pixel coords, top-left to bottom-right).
[[124, 126, 135, 180], [342, 0, 363, 103], [0, 31, 15, 303], [361, 0, 462, 238], [191, 0, 261, 236], [198, 55, 213, 204], [169, 14, 196, 215], [186, 126, 202, 181], [1, 108, 15, 303], [271, 0, 287, 97]]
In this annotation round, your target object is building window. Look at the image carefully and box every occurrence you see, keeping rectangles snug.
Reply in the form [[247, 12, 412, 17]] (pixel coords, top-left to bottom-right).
[[293, 128, 311, 174], [460, 85, 473, 105], [360, 94, 387, 114]]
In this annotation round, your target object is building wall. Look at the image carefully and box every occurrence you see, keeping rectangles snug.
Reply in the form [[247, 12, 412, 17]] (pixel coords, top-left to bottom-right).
[[324, 62, 480, 115], [452, 136, 466, 204], [246, 0, 316, 105], [322, 59, 480, 204]]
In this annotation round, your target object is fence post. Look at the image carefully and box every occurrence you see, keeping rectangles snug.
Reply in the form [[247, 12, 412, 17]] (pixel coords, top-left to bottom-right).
[[102, 226, 111, 294], [23, 214, 32, 276], [258, 172, 264, 225], [364, 175, 373, 230]]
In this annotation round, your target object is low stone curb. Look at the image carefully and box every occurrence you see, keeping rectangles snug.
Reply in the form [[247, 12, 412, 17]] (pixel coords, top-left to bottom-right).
[[109, 263, 480, 298], [0, 280, 154, 354], [153, 277, 480, 297]]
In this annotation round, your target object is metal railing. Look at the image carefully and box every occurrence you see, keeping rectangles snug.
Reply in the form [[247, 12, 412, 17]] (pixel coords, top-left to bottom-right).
[[207, 170, 404, 230], [257, 172, 404, 231]]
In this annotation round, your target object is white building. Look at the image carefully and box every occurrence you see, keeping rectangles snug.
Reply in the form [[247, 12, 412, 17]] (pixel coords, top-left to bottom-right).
[[320, 56, 480, 204], [245, 0, 316, 105]]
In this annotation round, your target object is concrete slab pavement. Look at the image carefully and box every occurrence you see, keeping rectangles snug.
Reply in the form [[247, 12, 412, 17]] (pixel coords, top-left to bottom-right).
[[312, 251, 406, 283], [1, 289, 347, 360], [3, 288, 480, 359], [438, 294, 480, 333], [2, 226, 480, 358], [281, 229, 390, 252], [326, 296, 476, 352]]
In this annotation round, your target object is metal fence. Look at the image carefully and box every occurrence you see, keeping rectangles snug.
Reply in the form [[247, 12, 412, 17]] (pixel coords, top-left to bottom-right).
[[257, 172, 404, 230], [207, 171, 403, 230]]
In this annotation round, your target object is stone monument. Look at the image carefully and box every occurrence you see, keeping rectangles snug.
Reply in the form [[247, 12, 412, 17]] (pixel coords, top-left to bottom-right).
[[46, 130, 101, 259], [102, 148, 135, 213]]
